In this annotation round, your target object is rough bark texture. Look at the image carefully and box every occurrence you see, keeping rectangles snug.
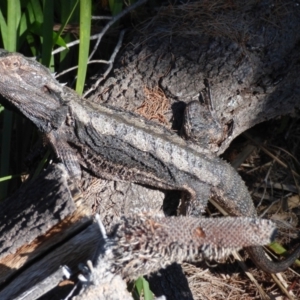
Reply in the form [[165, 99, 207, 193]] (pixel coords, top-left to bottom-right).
[[91, 0, 300, 154], [0, 223, 99, 300], [0, 165, 93, 293], [0, 164, 74, 260]]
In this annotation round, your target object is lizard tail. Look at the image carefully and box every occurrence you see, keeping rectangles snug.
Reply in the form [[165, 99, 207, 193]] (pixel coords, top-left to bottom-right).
[[246, 245, 300, 273]]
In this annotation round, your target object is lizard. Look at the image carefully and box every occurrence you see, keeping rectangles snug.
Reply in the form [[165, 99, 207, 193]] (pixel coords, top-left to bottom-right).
[[0, 49, 299, 273]]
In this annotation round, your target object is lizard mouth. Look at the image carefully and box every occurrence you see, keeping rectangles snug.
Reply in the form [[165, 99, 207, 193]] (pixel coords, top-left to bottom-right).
[[0, 51, 67, 132]]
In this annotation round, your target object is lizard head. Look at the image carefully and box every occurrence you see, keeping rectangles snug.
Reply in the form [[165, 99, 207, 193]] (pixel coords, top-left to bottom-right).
[[0, 49, 67, 132]]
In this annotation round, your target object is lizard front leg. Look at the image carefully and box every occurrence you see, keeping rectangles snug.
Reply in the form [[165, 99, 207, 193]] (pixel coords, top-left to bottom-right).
[[181, 88, 225, 152], [45, 130, 82, 179]]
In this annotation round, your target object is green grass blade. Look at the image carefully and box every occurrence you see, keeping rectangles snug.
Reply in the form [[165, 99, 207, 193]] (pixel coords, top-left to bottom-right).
[[53, 0, 78, 48], [25, 1, 40, 55], [16, 1, 30, 48], [109, 0, 123, 16], [26, 1, 37, 24], [134, 277, 153, 300], [27, 0, 44, 54], [0, 9, 8, 49], [58, 0, 79, 70], [76, 0, 91, 95], [18, 10, 29, 48], [141, 277, 153, 300], [52, 32, 68, 48], [7, 0, 19, 50], [29, 0, 43, 23], [0, 174, 20, 183], [269, 242, 300, 267], [134, 277, 143, 295], [41, 0, 54, 67]]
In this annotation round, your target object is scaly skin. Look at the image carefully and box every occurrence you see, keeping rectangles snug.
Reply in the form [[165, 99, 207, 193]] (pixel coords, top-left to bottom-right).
[[0, 49, 299, 273]]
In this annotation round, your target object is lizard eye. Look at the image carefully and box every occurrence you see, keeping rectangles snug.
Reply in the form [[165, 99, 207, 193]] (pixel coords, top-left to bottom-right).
[[42, 85, 63, 104], [43, 85, 52, 93]]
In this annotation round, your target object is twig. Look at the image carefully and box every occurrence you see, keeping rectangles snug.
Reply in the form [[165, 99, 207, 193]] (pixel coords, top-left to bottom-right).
[[92, 16, 112, 20], [89, 0, 148, 60], [243, 132, 300, 178], [51, 0, 148, 57], [271, 273, 296, 300], [83, 29, 126, 98], [56, 60, 110, 78]]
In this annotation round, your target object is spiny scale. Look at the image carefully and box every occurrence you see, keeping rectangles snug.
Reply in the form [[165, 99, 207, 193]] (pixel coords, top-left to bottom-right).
[[99, 213, 276, 279]]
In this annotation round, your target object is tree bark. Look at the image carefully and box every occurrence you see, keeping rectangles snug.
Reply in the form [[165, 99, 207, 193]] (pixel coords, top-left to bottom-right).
[[0, 165, 92, 294], [91, 0, 300, 154]]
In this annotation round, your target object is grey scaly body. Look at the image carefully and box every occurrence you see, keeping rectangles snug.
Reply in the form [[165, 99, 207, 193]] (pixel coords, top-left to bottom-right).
[[0, 49, 299, 273]]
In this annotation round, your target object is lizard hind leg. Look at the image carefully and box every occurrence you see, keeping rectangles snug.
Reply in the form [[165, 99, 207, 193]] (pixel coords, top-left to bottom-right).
[[179, 180, 211, 217]]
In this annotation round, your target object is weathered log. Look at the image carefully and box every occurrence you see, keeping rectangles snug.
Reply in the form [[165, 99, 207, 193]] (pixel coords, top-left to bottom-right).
[[0, 222, 98, 299], [91, 0, 300, 154], [14, 266, 71, 300], [0, 164, 91, 288]]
